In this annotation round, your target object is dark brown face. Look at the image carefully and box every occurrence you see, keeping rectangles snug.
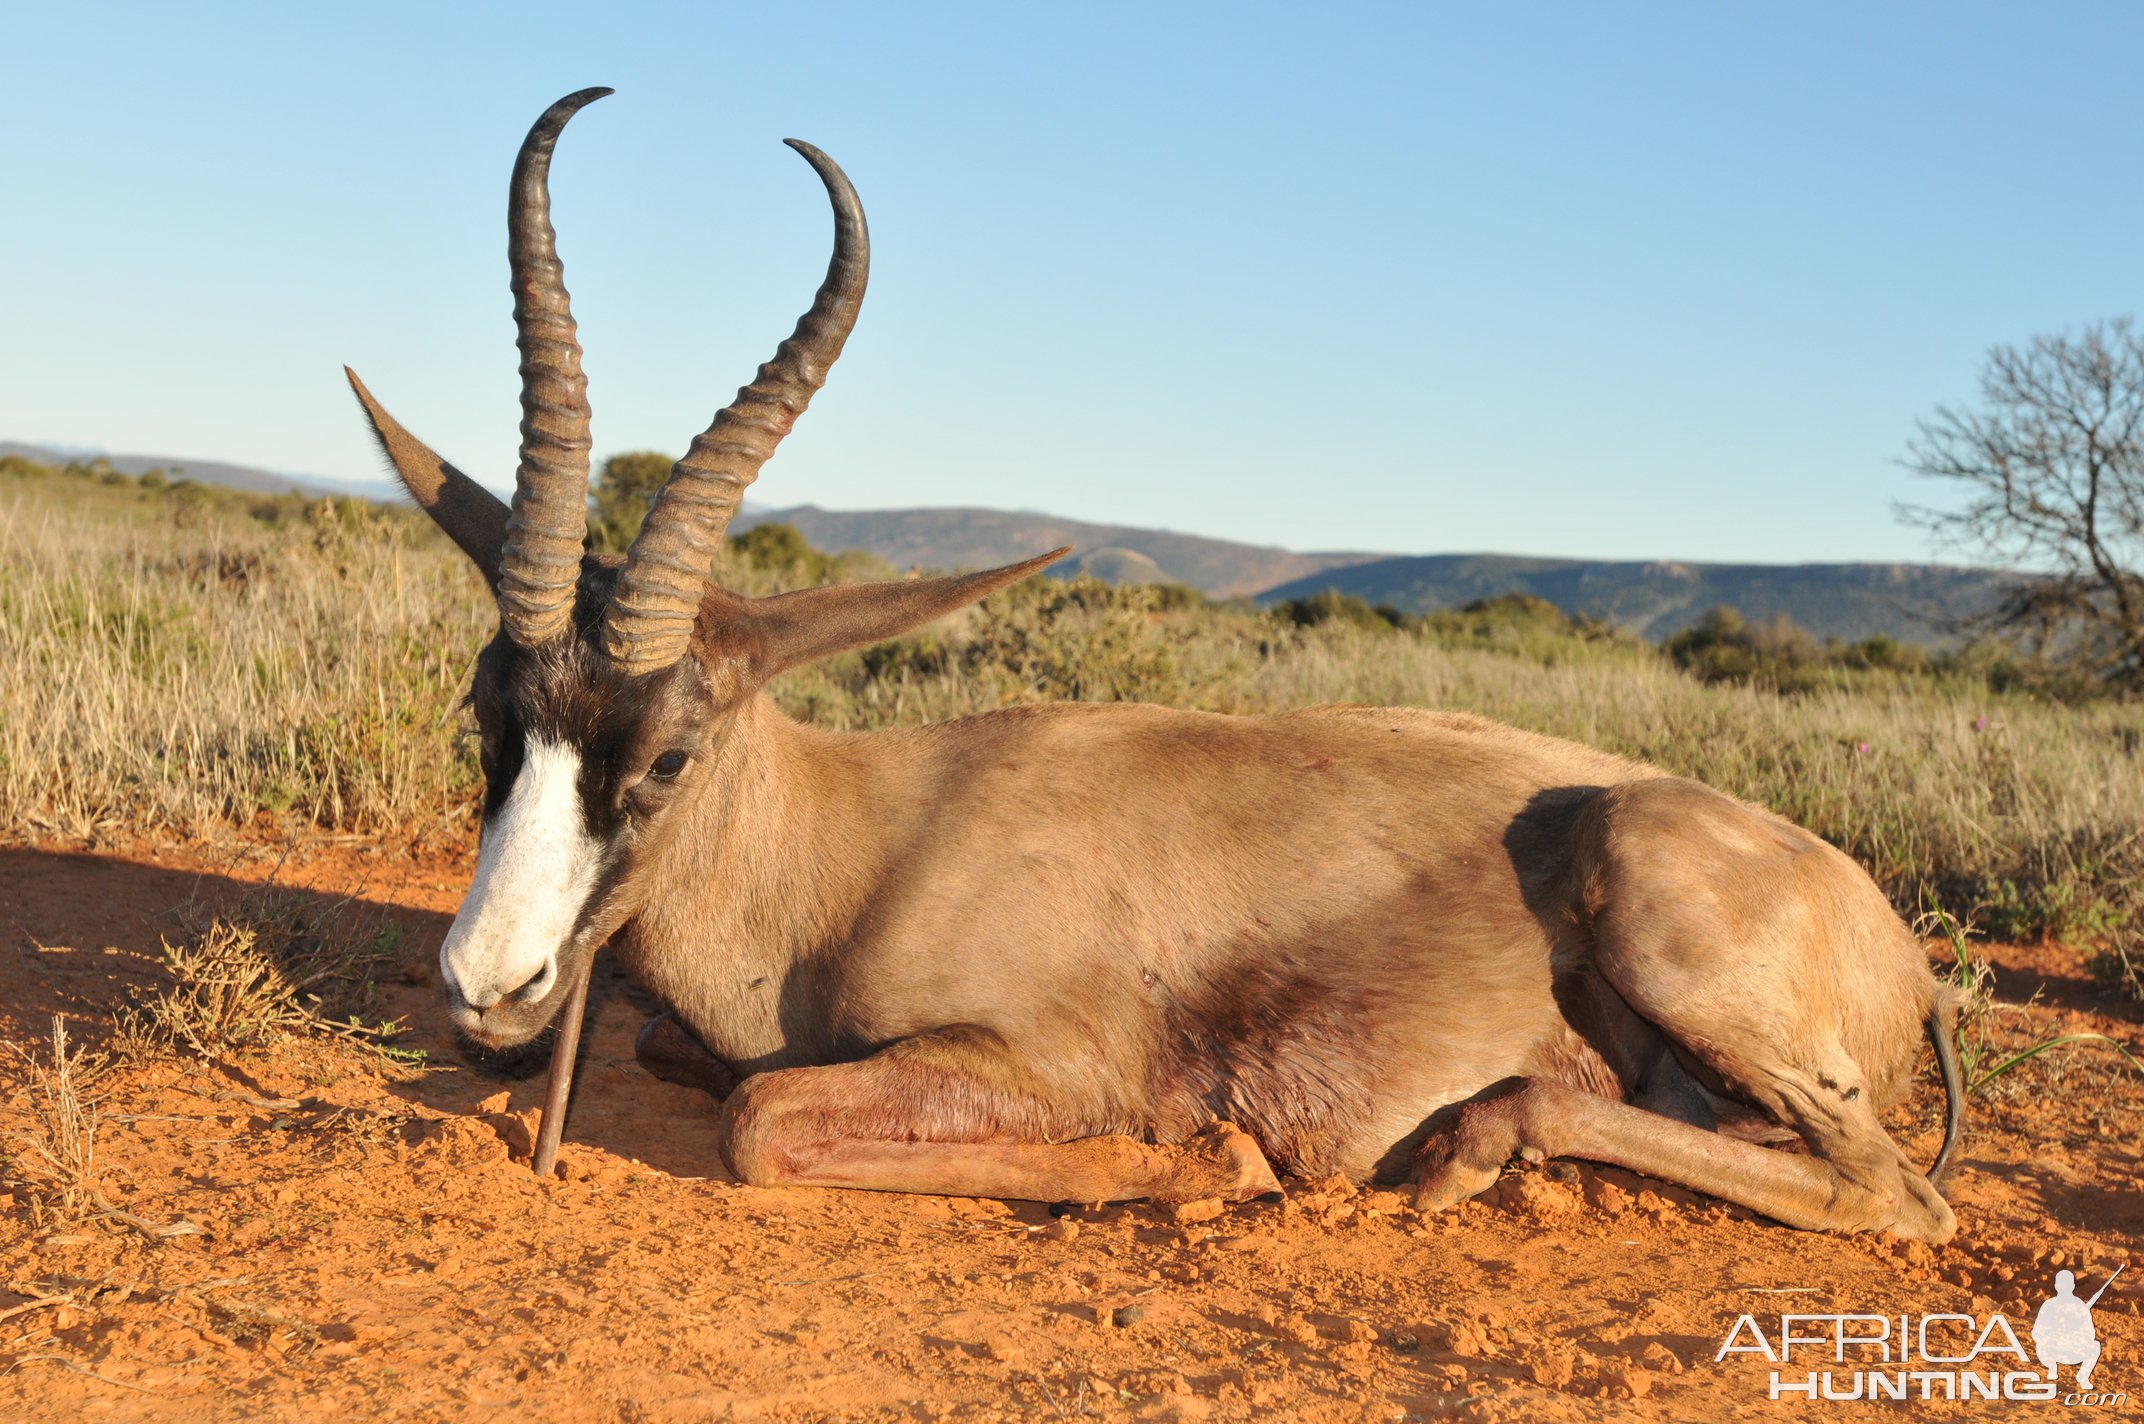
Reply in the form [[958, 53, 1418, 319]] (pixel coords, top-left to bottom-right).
[[439, 628, 728, 1047]]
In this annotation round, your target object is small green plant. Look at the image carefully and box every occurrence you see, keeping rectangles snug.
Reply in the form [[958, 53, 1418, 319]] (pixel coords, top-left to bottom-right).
[[1925, 896, 2142, 1097]]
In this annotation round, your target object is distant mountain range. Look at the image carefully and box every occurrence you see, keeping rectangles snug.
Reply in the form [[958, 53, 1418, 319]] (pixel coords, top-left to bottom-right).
[[1256, 554, 2007, 644], [730, 504, 1382, 599], [731, 506, 2005, 644], [0, 441, 402, 504], [9, 440, 2007, 644]]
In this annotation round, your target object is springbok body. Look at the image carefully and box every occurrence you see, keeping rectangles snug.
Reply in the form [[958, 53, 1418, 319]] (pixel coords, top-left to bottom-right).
[[350, 90, 1963, 1239]]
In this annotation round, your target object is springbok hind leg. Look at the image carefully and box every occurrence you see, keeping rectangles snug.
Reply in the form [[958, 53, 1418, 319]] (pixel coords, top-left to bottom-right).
[[720, 1026, 1281, 1205], [1411, 1078, 1955, 1240]]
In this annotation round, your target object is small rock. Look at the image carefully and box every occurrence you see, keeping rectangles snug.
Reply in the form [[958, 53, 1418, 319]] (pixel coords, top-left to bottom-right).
[[1527, 1344, 1581, 1389], [1112, 1303, 1151, 1328], [476, 1090, 512, 1114], [1042, 1219, 1080, 1243], [1503, 1174, 1580, 1219], [1637, 1342, 1683, 1375], [1418, 1321, 1491, 1357], [1167, 1198, 1225, 1226], [983, 1334, 1025, 1364]]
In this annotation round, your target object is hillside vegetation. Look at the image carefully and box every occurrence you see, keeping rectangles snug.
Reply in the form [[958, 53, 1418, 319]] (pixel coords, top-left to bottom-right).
[[1257, 552, 2010, 644], [3, 453, 2138, 994]]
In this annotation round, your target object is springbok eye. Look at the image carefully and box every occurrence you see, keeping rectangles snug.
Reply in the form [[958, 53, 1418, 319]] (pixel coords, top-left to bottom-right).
[[649, 749, 690, 781]]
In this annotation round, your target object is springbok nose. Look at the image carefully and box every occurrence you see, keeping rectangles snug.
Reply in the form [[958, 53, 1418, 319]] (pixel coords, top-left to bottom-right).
[[454, 976, 502, 1013], [505, 960, 558, 1005]]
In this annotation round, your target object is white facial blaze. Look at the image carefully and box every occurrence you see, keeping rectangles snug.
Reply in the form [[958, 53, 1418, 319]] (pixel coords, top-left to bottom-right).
[[440, 737, 602, 1013]]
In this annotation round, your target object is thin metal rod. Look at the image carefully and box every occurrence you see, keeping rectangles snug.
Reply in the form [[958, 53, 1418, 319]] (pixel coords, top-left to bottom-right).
[[532, 955, 595, 1177]]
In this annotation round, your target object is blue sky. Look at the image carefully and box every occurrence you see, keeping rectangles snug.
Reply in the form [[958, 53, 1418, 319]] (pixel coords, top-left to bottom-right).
[[5, 2, 2139, 562]]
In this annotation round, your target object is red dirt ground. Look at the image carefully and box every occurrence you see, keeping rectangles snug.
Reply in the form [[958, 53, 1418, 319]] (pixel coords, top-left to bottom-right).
[[1, 836, 2138, 1422]]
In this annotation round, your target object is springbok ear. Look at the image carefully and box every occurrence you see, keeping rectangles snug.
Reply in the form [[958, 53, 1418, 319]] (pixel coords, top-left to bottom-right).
[[345, 367, 510, 584], [737, 548, 1070, 681]]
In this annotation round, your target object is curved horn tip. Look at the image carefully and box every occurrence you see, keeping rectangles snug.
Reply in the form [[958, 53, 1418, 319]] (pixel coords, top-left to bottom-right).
[[781, 137, 846, 176], [522, 87, 614, 140], [553, 86, 615, 111]]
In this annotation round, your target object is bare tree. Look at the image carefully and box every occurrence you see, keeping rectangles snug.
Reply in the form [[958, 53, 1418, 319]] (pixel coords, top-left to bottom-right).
[[1900, 318, 2144, 689]]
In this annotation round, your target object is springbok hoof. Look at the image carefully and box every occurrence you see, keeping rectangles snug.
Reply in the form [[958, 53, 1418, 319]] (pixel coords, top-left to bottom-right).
[[1183, 1121, 1282, 1202], [1411, 1159, 1502, 1214], [634, 1013, 739, 1099], [1409, 1132, 1504, 1213]]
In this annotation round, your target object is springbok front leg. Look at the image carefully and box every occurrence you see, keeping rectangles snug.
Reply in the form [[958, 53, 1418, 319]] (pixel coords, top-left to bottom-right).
[[635, 1012, 741, 1099], [721, 1026, 1280, 1204], [1410, 1078, 1955, 1240]]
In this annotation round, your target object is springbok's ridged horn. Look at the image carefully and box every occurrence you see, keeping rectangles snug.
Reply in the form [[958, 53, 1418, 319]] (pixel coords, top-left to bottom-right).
[[497, 86, 611, 649], [601, 139, 869, 675]]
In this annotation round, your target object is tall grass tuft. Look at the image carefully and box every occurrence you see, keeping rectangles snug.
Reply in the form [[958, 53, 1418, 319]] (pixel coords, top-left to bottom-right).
[[3, 1017, 104, 1226]]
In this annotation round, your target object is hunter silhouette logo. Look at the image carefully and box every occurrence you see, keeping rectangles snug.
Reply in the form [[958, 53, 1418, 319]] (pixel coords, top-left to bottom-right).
[[2035, 1265, 2121, 1392], [1715, 1263, 2127, 1405]]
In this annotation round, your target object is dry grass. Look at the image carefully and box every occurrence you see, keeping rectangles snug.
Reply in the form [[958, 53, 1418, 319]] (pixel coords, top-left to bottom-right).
[[0, 466, 491, 843], [2, 1018, 104, 1226], [5, 456, 2142, 989], [117, 889, 413, 1064]]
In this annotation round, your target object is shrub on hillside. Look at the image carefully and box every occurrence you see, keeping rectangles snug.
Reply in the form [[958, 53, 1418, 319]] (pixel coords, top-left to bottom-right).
[[1272, 589, 1403, 631]]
